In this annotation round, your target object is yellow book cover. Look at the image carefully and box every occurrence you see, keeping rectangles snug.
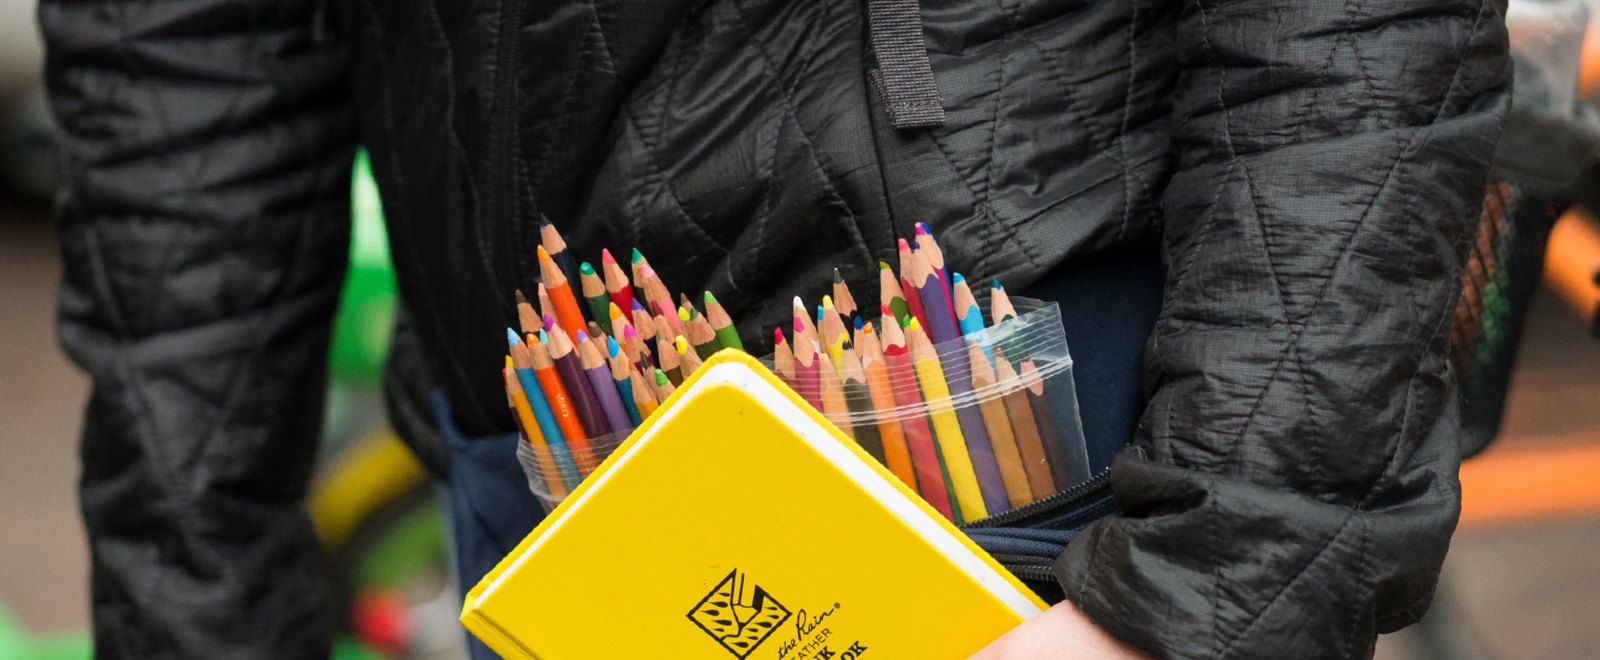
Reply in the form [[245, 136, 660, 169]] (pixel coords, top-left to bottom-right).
[[462, 351, 1046, 659]]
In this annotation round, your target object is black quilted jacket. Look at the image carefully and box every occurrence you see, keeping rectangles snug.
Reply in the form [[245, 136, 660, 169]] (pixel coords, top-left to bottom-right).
[[41, 0, 1509, 657]]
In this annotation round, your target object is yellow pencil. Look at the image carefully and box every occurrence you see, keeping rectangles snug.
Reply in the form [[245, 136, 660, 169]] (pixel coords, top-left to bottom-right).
[[906, 318, 988, 521]]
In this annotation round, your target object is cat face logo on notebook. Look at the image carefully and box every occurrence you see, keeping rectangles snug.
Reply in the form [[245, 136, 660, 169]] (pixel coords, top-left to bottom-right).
[[687, 569, 793, 658]]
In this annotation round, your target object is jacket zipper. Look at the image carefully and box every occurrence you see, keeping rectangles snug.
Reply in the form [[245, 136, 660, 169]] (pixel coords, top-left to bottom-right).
[[486, 0, 528, 284], [962, 467, 1113, 529]]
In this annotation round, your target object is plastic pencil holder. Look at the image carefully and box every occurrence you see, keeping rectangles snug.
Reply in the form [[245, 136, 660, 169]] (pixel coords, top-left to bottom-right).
[[517, 428, 630, 511], [772, 299, 1092, 525]]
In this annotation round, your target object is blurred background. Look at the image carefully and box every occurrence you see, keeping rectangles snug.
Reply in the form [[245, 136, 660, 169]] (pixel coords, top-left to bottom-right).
[[2, 1, 1599, 658]]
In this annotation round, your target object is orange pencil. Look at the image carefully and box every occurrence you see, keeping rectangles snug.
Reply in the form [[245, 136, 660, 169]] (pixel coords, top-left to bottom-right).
[[858, 325, 916, 488], [529, 334, 599, 473], [538, 245, 588, 339], [504, 357, 567, 499]]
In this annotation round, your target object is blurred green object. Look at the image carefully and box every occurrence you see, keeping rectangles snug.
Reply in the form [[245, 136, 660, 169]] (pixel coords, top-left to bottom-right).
[[0, 604, 91, 660], [329, 148, 398, 384]]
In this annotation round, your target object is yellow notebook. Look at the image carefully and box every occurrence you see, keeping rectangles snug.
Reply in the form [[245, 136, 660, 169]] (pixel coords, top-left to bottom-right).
[[462, 351, 1046, 659]]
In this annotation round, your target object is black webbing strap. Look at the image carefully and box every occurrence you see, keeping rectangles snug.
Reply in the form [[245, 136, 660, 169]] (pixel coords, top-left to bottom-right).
[[866, 0, 945, 130]]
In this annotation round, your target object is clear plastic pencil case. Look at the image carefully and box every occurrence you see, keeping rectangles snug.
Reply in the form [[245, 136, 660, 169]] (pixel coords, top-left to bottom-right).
[[515, 298, 1094, 524]]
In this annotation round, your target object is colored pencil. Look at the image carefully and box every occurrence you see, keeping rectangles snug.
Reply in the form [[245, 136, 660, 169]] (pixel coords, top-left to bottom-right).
[[857, 324, 915, 488], [914, 221, 957, 325], [991, 278, 1019, 323], [640, 265, 685, 336], [629, 248, 653, 294], [897, 238, 929, 329], [529, 333, 598, 473], [1029, 356, 1096, 482], [952, 273, 985, 336], [1021, 359, 1076, 488], [579, 331, 634, 435], [630, 299, 657, 364], [792, 296, 817, 349], [549, 327, 612, 438], [656, 332, 682, 385], [832, 268, 858, 319], [538, 245, 588, 339], [536, 284, 557, 332], [504, 353, 571, 497], [793, 315, 824, 410], [838, 345, 886, 463], [994, 347, 1054, 500], [539, 214, 583, 290], [579, 261, 612, 334], [879, 313, 955, 521], [819, 357, 851, 434], [969, 340, 1031, 507], [630, 365, 660, 419], [879, 261, 911, 326], [654, 368, 677, 400], [685, 307, 719, 359], [704, 291, 744, 352], [609, 336, 643, 426], [677, 335, 704, 377], [773, 329, 795, 384], [906, 318, 988, 521], [910, 248, 960, 345], [514, 289, 541, 336], [820, 296, 847, 364], [600, 248, 636, 316]]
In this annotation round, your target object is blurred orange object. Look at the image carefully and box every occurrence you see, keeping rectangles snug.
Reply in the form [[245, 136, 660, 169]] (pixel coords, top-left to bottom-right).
[[1544, 209, 1600, 318], [1460, 440, 1600, 529]]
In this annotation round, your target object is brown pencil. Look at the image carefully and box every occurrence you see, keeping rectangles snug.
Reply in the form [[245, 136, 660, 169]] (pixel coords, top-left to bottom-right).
[[993, 347, 1053, 500], [832, 268, 858, 319], [970, 341, 1031, 507], [514, 289, 541, 336]]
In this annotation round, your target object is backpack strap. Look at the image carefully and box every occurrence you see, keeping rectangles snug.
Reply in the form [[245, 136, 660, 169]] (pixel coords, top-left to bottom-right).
[[865, 0, 945, 130]]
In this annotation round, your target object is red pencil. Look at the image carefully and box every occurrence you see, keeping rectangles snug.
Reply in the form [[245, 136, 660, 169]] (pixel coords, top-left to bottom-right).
[[879, 311, 954, 521]]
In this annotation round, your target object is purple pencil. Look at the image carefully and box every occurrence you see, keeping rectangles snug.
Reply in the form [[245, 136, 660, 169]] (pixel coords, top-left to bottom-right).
[[578, 331, 635, 435], [548, 329, 612, 437]]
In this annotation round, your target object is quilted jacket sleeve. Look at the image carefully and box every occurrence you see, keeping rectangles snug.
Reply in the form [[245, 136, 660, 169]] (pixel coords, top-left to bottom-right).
[[41, 1, 354, 656], [1054, 1, 1510, 658]]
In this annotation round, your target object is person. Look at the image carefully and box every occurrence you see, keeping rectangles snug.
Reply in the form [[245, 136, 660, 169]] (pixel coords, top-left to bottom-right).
[[39, 0, 1510, 657]]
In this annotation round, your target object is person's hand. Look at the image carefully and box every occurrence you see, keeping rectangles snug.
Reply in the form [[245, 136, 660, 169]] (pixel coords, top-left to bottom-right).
[[970, 600, 1147, 659]]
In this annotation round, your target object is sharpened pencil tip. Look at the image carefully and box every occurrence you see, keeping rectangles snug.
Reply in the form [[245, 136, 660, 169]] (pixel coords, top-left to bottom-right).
[[914, 221, 930, 235], [505, 328, 520, 345], [897, 237, 911, 251], [607, 336, 620, 356], [514, 289, 528, 304], [991, 278, 1003, 290], [833, 268, 843, 283], [631, 298, 647, 311], [601, 248, 616, 265], [579, 261, 595, 275], [703, 290, 718, 306], [878, 261, 892, 270], [536, 244, 552, 262], [952, 272, 964, 284], [576, 330, 588, 343], [631, 247, 644, 264]]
